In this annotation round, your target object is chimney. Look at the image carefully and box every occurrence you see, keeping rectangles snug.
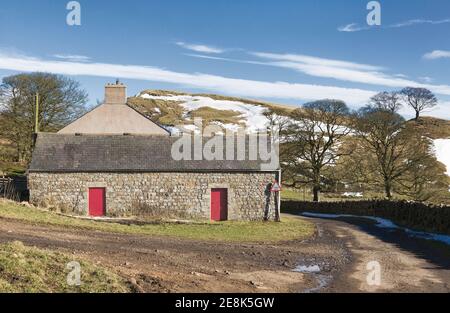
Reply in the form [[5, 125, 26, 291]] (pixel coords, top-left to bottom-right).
[[104, 80, 127, 105]]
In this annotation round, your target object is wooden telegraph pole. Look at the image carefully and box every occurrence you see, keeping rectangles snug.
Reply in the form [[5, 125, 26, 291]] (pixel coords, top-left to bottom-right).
[[32, 92, 40, 146], [35, 92, 40, 133]]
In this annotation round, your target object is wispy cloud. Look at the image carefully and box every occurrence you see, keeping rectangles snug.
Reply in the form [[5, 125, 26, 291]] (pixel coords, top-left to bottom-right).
[[175, 42, 224, 54], [418, 76, 434, 83], [187, 51, 450, 96], [185, 53, 268, 67], [390, 18, 450, 28], [423, 50, 450, 60], [250, 52, 450, 96], [3, 50, 448, 119], [338, 23, 370, 32], [52, 54, 91, 62], [0, 51, 376, 105], [338, 18, 450, 32], [250, 52, 383, 71], [183, 53, 232, 61], [398, 100, 450, 120]]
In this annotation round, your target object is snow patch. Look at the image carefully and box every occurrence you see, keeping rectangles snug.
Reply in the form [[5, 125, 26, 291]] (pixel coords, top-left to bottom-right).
[[163, 126, 181, 135], [294, 265, 321, 273], [181, 124, 201, 134], [137, 93, 447, 173], [139, 94, 269, 133], [433, 139, 450, 176], [301, 212, 450, 245], [342, 192, 363, 198]]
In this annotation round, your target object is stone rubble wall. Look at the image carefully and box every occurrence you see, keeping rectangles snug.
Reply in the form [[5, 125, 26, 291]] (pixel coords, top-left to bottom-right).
[[28, 172, 279, 221]]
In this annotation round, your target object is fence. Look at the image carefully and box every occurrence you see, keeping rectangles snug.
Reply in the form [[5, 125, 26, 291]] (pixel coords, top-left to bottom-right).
[[0, 176, 28, 202], [282, 200, 450, 235]]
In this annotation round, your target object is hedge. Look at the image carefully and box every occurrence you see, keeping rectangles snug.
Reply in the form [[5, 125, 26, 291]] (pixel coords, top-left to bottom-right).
[[282, 200, 450, 235]]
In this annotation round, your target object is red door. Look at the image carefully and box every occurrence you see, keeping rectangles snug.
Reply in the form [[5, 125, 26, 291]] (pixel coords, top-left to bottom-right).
[[211, 188, 228, 221], [89, 188, 105, 217]]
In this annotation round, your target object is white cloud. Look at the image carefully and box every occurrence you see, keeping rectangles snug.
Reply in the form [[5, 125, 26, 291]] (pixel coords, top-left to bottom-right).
[[423, 50, 450, 60], [391, 18, 450, 28], [418, 76, 434, 83], [0, 51, 376, 105], [183, 53, 231, 61], [403, 100, 450, 120], [250, 52, 382, 71], [52, 54, 91, 62], [186, 50, 450, 96], [338, 18, 450, 32], [249, 52, 450, 96], [175, 42, 224, 54], [338, 23, 370, 32]]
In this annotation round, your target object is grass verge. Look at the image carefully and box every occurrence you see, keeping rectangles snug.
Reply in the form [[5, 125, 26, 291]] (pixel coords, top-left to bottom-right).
[[0, 241, 130, 292], [0, 201, 314, 243]]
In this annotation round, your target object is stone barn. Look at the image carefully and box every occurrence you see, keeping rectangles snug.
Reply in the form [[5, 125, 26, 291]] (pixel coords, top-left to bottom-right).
[[28, 82, 280, 221]]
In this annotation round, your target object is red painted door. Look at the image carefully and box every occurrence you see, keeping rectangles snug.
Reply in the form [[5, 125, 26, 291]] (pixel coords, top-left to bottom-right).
[[89, 188, 105, 217], [211, 188, 228, 221]]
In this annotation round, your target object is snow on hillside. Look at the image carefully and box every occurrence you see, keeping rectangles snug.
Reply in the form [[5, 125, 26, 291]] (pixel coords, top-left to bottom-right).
[[139, 94, 269, 132], [433, 139, 450, 176], [138, 92, 450, 177]]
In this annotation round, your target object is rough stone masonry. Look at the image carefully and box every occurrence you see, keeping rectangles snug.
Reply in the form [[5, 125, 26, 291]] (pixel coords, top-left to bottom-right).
[[28, 172, 278, 220], [27, 82, 280, 221]]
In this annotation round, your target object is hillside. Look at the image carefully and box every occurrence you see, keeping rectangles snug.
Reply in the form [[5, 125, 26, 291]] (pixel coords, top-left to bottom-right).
[[406, 117, 450, 176], [127, 90, 450, 178], [406, 116, 450, 139], [127, 90, 295, 134], [1, 89, 449, 176]]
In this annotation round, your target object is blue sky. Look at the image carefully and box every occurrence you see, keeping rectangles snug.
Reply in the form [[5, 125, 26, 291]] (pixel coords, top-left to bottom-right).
[[0, 0, 449, 118]]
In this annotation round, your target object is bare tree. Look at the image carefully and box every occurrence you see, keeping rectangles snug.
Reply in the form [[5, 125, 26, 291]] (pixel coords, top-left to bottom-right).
[[354, 106, 432, 199], [369, 91, 402, 113], [263, 107, 291, 136], [0, 73, 87, 162], [283, 100, 351, 202], [394, 138, 449, 203], [400, 87, 437, 121]]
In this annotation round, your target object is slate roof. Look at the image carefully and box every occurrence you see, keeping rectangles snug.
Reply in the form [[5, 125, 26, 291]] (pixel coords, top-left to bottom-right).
[[29, 133, 278, 173]]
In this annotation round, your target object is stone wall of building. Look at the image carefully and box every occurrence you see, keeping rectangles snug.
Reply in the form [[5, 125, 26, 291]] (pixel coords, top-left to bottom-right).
[[28, 172, 279, 221]]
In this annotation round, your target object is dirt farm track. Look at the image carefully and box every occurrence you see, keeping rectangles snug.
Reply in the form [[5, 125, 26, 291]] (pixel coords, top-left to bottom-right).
[[0, 214, 449, 293]]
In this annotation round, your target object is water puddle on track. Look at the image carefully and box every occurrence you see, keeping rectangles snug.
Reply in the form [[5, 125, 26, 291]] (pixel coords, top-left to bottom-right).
[[293, 264, 332, 293]]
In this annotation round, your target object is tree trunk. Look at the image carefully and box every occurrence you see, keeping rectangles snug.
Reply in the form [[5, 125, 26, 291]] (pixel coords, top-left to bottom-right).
[[415, 110, 420, 121], [15, 147, 20, 163], [312, 185, 320, 202], [384, 180, 392, 199]]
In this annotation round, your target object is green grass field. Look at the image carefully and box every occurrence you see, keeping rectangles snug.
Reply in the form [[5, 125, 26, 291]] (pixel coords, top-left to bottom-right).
[[0, 201, 314, 243], [0, 241, 130, 293], [281, 188, 361, 202]]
